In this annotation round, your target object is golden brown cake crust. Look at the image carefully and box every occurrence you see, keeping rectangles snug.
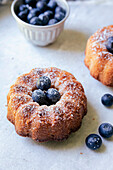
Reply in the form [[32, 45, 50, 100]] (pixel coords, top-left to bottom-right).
[[7, 67, 87, 142], [85, 25, 113, 86]]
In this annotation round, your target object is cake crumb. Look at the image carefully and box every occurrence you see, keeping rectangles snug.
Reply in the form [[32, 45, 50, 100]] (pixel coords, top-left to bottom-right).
[[80, 152, 83, 155]]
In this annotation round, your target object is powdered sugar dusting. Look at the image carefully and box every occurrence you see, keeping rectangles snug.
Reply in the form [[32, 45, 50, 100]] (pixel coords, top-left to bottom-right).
[[9, 94, 33, 110], [90, 26, 113, 61], [7, 84, 32, 103], [8, 67, 87, 141]]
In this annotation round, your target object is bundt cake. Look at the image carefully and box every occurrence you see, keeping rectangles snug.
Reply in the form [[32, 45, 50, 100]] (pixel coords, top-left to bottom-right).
[[7, 67, 87, 142], [85, 25, 113, 86]]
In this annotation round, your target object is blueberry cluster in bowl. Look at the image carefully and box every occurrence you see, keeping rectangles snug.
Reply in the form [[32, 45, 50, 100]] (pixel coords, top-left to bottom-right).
[[17, 0, 66, 26], [32, 76, 61, 105]]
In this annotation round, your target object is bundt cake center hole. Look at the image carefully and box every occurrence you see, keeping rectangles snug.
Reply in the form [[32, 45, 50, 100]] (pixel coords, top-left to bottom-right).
[[32, 76, 61, 106], [32, 87, 61, 106]]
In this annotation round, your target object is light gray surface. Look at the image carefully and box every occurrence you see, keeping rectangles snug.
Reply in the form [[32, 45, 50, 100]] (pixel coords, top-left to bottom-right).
[[0, 1, 113, 170]]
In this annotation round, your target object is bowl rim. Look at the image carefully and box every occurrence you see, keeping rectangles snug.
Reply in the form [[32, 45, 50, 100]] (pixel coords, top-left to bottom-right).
[[11, 0, 70, 29]]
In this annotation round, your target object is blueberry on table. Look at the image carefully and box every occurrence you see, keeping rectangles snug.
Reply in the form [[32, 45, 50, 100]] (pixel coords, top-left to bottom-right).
[[101, 94, 113, 107], [32, 89, 47, 105], [99, 123, 113, 138], [55, 6, 66, 15], [38, 13, 49, 25], [29, 17, 42, 25], [36, 76, 51, 90], [48, 18, 58, 25], [85, 134, 102, 150], [25, 0, 36, 7], [18, 9, 29, 21], [27, 8, 40, 22], [47, 0, 57, 11], [46, 88, 60, 103], [106, 36, 113, 54], [54, 12, 65, 21], [44, 10, 53, 19], [36, 1, 47, 12]]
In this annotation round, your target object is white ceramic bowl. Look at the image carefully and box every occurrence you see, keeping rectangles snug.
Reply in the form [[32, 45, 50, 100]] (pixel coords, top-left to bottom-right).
[[11, 0, 69, 46]]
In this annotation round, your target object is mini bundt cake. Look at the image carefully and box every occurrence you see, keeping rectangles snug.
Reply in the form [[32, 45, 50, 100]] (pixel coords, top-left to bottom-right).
[[85, 25, 113, 86], [7, 67, 87, 142]]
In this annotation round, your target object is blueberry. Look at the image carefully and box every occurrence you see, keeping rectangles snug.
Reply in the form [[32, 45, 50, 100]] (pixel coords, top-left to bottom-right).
[[19, 4, 32, 11], [106, 36, 113, 54], [36, 1, 47, 12], [32, 89, 47, 105], [44, 10, 53, 19], [85, 134, 102, 150], [38, 13, 49, 25], [48, 18, 58, 25], [46, 88, 60, 103], [30, 8, 41, 15], [27, 12, 35, 21], [47, 0, 57, 11], [36, 76, 51, 90], [41, 0, 49, 3], [99, 123, 113, 138], [27, 8, 40, 21], [101, 94, 113, 107], [19, 4, 28, 11], [18, 9, 29, 21], [26, 4, 32, 10], [29, 17, 42, 25], [55, 6, 66, 15], [25, 0, 36, 7], [54, 12, 65, 21]]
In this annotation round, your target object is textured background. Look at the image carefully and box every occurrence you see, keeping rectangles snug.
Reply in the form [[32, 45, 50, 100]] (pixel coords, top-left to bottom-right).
[[0, 0, 113, 170]]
